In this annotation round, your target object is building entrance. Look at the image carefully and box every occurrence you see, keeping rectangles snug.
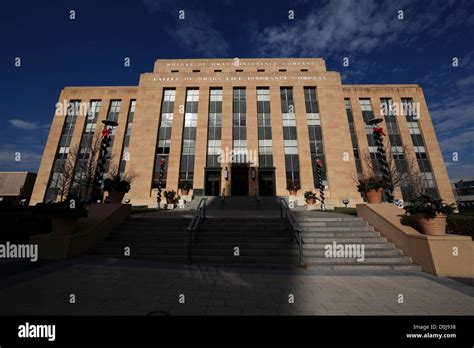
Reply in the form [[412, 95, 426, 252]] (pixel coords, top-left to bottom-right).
[[205, 170, 221, 196], [231, 165, 248, 196], [258, 169, 275, 196]]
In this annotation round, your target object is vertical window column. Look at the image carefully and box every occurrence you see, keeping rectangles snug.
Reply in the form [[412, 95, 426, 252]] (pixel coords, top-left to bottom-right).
[[281, 88, 300, 187], [207, 89, 222, 167], [380, 98, 410, 199], [257, 88, 273, 167], [359, 98, 380, 170], [345, 99, 363, 178], [119, 100, 136, 177], [233, 88, 247, 163], [402, 98, 439, 198], [153, 89, 176, 188], [305, 87, 326, 187], [71, 100, 101, 195], [45, 100, 81, 202], [104, 100, 121, 172], [179, 89, 199, 184]]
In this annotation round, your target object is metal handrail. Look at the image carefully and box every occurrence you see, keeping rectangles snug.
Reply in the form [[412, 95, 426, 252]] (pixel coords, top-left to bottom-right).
[[279, 197, 304, 266], [186, 197, 208, 263], [220, 188, 225, 209], [255, 188, 260, 209]]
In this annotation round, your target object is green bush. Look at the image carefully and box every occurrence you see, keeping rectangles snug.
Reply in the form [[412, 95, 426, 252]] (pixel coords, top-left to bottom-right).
[[357, 177, 388, 192], [403, 195, 456, 220]]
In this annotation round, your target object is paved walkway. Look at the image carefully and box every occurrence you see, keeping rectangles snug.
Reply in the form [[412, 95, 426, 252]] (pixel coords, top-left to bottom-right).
[[0, 256, 472, 315]]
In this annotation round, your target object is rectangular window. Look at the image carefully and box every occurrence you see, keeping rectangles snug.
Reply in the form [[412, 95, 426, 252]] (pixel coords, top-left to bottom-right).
[[70, 100, 102, 196], [402, 98, 439, 198], [233, 88, 247, 163], [153, 89, 176, 188], [45, 100, 81, 202], [257, 88, 273, 167], [380, 98, 410, 200], [119, 100, 136, 177], [281, 87, 300, 187], [305, 87, 326, 187], [207, 88, 222, 167], [179, 88, 199, 183], [345, 99, 363, 178]]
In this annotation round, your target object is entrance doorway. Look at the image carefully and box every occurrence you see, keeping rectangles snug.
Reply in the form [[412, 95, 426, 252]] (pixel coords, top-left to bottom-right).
[[258, 170, 275, 196], [231, 165, 248, 196], [205, 170, 221, 196]]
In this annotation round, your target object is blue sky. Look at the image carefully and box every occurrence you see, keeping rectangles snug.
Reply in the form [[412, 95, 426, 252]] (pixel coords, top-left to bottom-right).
[[1, 0, 473, 179]]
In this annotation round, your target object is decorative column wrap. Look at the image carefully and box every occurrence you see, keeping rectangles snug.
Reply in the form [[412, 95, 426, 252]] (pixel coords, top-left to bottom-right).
[[156, 158, 165, 207], [316, 158, 325, 210], [373, 126, 394, 203], [91, 120, 117, 203]]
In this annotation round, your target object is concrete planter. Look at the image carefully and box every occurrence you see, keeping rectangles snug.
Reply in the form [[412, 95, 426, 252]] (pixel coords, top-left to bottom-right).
[[306, 197, 316, 205], [51, 215, 80, 235], [365, 188, 383, 204], [181, 188, 190, 196], [165, 203, 176, 210], [416, 214, 447, 236], [289, 189, 298, 196], [107, 190, 125, 204]]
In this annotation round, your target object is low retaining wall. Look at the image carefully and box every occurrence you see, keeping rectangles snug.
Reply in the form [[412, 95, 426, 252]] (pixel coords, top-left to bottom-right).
[[30, 204, 131, 260], [357, 203, 473, 277]]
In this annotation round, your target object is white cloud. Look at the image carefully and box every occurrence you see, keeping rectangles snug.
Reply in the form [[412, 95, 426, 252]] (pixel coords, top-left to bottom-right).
[[255, 0, 471, 58], [8, 119, 47, 130], [0, 147, 42, 172], [456, 74, 474, 87]]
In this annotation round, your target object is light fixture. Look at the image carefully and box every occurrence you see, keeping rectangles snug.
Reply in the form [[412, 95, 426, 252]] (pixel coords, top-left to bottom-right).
[[224, 167, 229, 180], [342, 198, 349, 208], [251, 167, 256, 180], [124, 199, 131, 204]]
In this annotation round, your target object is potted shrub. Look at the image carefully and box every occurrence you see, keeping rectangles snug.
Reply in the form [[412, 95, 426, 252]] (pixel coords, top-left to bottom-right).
[[287, 182, 300, 196], [304, 191, 318, 205], [35, 197, 88, 235], [357, 177, 387, 204], [403, 195, 456, 236], [178, 182, 192, 196], [163, 190, 180, 209], [104, 175, 131, 204]]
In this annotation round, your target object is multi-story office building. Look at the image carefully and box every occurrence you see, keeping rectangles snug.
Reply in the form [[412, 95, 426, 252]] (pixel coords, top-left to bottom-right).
[[30, 58, 455, 207], [451, 177, 474, 207]]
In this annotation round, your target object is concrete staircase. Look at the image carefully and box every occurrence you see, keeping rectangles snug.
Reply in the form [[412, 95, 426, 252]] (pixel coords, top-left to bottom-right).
[[94, 217, 192, 262], [189, 217, 297, 266], [94, 197, 421, 271], [293, 213, 421, 271]]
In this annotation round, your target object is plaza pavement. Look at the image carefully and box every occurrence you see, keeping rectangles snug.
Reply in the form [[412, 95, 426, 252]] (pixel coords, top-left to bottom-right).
[[0, 256, 472, 315]]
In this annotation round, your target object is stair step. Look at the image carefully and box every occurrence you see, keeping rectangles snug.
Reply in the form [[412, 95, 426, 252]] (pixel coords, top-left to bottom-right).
[[299, 221, 368, 227], [307, 264, 422, 271], [300, 232, 379, 237], [302, 237, 387, 243], [294, 217, 364, 222], [302, 242, 395, 249], [304, 257, 412, 264]]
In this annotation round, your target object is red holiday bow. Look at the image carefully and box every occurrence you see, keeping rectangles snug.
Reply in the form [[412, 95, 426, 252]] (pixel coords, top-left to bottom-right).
[[373, 127, 385, 136], [101, 128, 111, 138]]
